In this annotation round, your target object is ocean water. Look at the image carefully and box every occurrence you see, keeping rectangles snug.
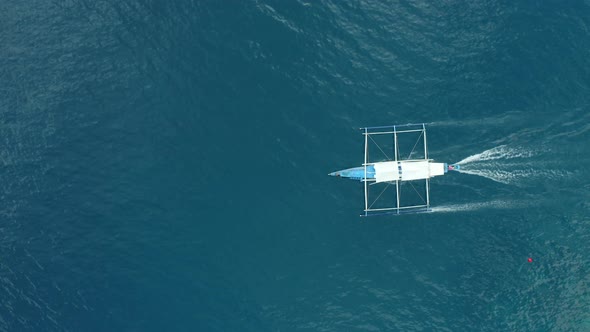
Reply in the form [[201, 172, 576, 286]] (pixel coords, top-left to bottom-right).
[[1, 0, 590, 331]]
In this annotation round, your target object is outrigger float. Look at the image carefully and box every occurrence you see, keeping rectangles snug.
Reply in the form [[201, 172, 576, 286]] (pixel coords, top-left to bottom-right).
[[329, 123, 459, 216]]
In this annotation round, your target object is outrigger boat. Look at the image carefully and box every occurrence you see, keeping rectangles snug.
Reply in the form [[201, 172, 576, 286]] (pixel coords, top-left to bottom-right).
[[329, 123, 459, 216]]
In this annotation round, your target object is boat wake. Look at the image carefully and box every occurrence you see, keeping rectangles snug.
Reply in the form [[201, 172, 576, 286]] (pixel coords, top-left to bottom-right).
[[454, 145, 570, 185], [430, 200, 526, 213], [455, 145, 535, 165]]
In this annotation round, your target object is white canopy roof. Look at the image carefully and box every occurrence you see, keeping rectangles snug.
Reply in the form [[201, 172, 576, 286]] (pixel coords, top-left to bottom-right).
[[374, 161, 445, 183]]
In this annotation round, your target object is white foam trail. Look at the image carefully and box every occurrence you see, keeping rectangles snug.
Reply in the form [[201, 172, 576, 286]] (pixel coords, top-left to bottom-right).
[[430, 200, 524, 213], [457, 169, 514, 184], [451, 145, 572, 185], [458, 166, 572, 185], [456, 145, 535, 165]]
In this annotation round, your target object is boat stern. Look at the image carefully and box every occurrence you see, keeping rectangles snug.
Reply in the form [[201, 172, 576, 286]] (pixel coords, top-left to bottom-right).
[[446, 164, 460, 172]]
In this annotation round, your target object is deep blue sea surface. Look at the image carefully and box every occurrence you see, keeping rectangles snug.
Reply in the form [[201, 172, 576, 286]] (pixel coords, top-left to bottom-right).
[[2, 1, 590, 331]]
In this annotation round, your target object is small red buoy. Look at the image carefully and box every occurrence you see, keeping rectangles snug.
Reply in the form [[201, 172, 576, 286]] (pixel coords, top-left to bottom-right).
[[527, 258, 533, 263]]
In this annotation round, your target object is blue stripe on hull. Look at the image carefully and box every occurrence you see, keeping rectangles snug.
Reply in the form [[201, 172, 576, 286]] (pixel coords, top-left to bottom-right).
[[329, 165, 375, 181]]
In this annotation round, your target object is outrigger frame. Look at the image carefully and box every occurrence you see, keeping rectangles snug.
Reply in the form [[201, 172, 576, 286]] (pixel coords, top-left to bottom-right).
[[361, 123, 431, 217]]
